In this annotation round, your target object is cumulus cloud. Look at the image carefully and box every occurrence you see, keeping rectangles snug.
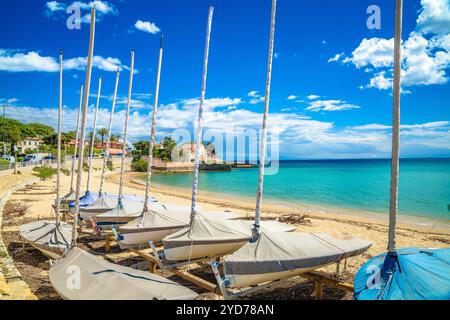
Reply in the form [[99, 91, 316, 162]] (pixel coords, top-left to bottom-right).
[[287, 95, 297, 100], [44, 1, 118, 23], [306, 99, 361, 112], [329, 0, 450, 91], [307, 94, 320, 100], [416, 0, 450, 35], [4, 97, 450, 158], [134, 20, 161, 34], [0, 49, 130, 73]]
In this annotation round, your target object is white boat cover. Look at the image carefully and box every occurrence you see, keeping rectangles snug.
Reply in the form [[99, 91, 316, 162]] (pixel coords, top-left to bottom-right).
[[49, 247, 198, 300], [223, 231, 372, 276], [19, 221, 72, 257], [162, 216, 294, 255], [79, 194, 147, 217], [119, 208, 255, 235], [119, 210, 188, 234]]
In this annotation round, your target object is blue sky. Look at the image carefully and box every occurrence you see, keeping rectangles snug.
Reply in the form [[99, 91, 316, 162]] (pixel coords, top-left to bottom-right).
[[0, 0, 449, 160]]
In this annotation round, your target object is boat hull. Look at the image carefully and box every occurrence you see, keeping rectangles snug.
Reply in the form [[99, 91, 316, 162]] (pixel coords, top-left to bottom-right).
[[227, 263, 333, 289], [22, 239, 65, 260], [119, 227, 185, 249], [164, 240, 248, 262]]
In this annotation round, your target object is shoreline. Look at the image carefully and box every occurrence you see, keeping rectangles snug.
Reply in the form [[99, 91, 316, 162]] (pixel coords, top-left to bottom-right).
[[2, 167, 449, 300], [129, 173, 450, 233]]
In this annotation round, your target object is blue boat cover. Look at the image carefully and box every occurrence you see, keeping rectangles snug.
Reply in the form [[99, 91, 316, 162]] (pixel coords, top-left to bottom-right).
[[354, 247, 450, 300], [69, 191, 99, 208]]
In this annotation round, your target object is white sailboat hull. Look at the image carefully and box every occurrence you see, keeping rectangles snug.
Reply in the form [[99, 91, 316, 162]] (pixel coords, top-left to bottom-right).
[[26, 242, 64, 260], [119, 227, 184, 249], [164, 240, 248, 262], [227, 263, 331, 289]]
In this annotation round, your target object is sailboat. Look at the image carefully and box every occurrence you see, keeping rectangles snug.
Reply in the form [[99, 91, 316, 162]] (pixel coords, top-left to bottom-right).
[[210, 0, 371, 295], [93, 50, 150, 230], [78, 68, 151, 222], [49, 7, 198, 300], [116, 36, 244, 249], [161, 4, 294, 263], [354, 0, 450, 300], [60, 84, 83, 212], [68, 76, 103, 209], [19, 50, 73, 260]]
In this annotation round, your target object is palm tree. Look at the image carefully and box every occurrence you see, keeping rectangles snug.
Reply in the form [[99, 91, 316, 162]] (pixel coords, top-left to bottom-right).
[[97, 128, 108, 145], [110, 134, 120, 143]]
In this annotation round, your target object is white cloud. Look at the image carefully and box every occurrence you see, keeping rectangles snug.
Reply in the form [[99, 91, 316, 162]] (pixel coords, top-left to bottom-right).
[[247, 90, 259, 97], [416, 0, 450, 35], [45, 1, 118, 23], [307, 94, 320, 100], [46, 1, 65, 12], [287, 95, 297, 100], [306, 99, 361, 112], [329, 0, 450, 91], [4, 98, 450, 158], [0, 49, 129, 73], [249, 97, 265, 105], [327, 53, 344, 63], [134, 20, 161, 34]]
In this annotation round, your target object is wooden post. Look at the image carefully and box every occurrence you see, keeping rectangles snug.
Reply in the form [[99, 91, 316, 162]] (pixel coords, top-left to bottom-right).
[[150, 262, 157, 273], [315, 281, 323, 300]]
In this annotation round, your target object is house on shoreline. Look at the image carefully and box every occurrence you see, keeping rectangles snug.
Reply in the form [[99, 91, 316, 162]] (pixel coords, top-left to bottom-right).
[[143, 142, 231, 172], [15, 137, 42, 154]]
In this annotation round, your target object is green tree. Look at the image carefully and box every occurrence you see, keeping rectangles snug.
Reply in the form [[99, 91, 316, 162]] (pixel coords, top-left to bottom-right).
[[0, 118, 27, 155], [110, 134, 120, 143], [97, 128, 108, 145], [159, 137, 177, 161], [26, 123, 54, 138]]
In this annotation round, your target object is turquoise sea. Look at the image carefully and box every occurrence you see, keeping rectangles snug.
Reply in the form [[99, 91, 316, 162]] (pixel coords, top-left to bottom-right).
[[150, 159, 450, 221]]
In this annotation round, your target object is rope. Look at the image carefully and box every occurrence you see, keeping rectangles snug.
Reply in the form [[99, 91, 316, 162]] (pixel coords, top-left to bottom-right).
[[99, 69, 120, 196], [189, 4, 214, 226], [253, 0, 277, 241], [72, 7, 96, 246], [86, 76, 102, 192], [143, 36, 163, 214], [69, 84, 83, 193]]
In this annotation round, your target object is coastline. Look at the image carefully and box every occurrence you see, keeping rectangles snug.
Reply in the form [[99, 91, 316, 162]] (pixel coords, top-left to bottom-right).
[[130, 173, 450, 232], [2, 167, 449, 299]]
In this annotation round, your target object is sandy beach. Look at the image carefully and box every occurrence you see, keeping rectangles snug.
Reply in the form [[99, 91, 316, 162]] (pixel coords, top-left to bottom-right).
[[1, 162, 449, 300]]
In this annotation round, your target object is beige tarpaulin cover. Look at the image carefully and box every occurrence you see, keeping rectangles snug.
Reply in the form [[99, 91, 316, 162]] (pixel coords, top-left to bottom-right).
[[119, 207, 248, 235], [119, 210, 188, 234], [19, 221, 72, 255], [223, 231, 372, 275], [79, 194, 150, 216], [49, 247, 198, 300], [163, 216, 295, 250]]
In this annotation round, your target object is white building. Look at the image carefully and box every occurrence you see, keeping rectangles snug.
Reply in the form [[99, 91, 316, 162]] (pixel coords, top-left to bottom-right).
[[16, 137, 42, 153]]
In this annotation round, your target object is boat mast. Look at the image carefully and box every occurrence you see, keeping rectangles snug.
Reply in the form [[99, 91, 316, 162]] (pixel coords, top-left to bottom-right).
[[253, 0, 277, 241], [69, 84, 83, 193], [99, 68, 120, 196], [190, 4, 214, 225], [388, 0, 403, 254], [55, 49, 63, 226], [143, 36, 164, 213], [118, 50, 135, 208], [72, 7, 96, 245], [86, 76, 102, 193]]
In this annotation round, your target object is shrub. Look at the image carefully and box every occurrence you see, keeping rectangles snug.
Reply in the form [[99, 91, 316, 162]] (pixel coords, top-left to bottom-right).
[[131, 158, 148, 172], [32, 166, 57, 180]]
